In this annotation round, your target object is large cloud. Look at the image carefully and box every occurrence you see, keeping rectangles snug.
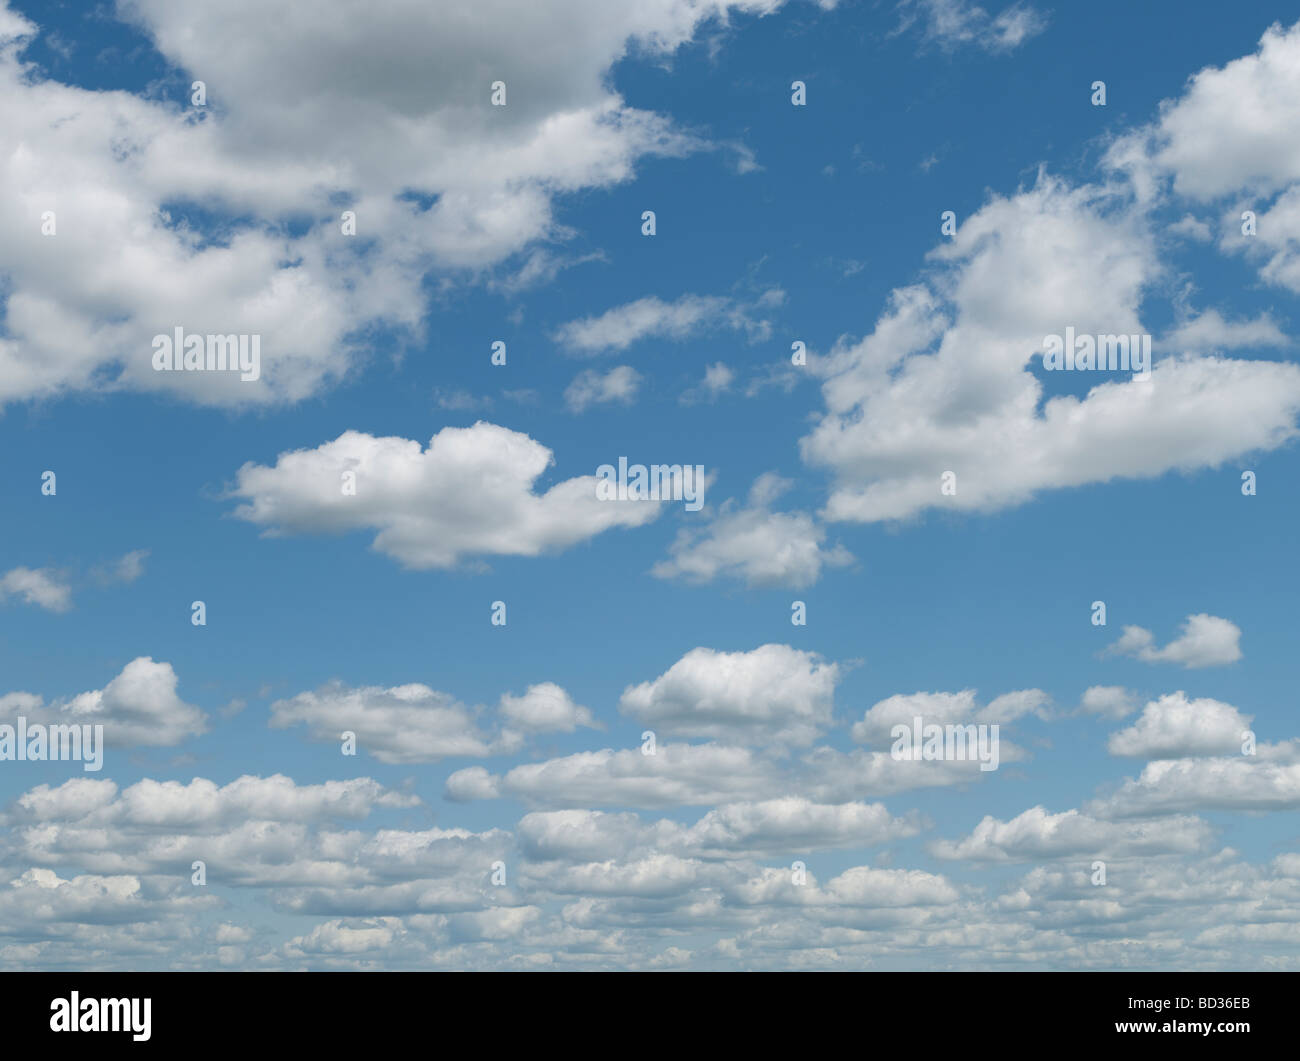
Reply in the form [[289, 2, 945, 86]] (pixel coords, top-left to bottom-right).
[[800, 176, 1300, 524], [0, 0, 804, 406]]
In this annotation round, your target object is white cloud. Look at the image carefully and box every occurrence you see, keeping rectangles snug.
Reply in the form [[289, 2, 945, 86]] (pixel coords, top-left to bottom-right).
[[103, 550, 149, 586], [679, 361, 736, 404], [9, 773, 418, 829], [851, 687, 1048, 745], [1077, 685, 1138, 719], [1088, 747, 1300, 817], [0, 0, 792, 407], [564, 365, 642, 412], [896, 0, 1047, 54], [444, 767, 503, 802], [1167, 215, 1213, 242], [452, 743, 779, 808], [0, 867, 212, 927], [800, 176, 1300, 525], [227, 422, 661, 570], [619, 644, 841, 745], [553, 291, 780, 355], [517, 799, 919, 862], [0, 566, 72, 612], [932, 805, 1213, 861], [270, 681, 514, 763], [0, 657, 206, 747], [1105, 613, 1242, 668], [498, 683, 598, 733], [1133, 21, 1300, 201], [1107, 692, 1252, 759], [652, 473, 853, 588], [1106, 22, 1300, 296], [670, 797, 921, 856], [1165, 310, 1288, 352]]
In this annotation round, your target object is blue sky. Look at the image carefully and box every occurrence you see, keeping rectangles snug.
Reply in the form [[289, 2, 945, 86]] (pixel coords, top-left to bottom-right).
[[2, 0, 1299, 969]]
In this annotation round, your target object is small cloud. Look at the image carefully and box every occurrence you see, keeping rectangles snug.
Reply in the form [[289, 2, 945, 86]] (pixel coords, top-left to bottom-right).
[[0, 566, 73, 613], [895, 0, 1048, 54], [653, 473, 855, 589], [434, 388, 494, 412], [680, 362, 735, 405], [1077, 685, 1139, 720], [1167, 215, 1213, 242], [554, 291, 780, 357], [1105, 614, 1242, 669], [564, 365, 642, 413], [91, 549, 150, 586]]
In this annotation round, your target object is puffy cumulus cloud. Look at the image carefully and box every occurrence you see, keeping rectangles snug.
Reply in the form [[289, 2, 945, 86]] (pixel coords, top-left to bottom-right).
[[444, 766, 503, 802], [1126, 20, 1300, 201], [227, 423, 662, 570], [1104, 613, 1243, 668], [1106, 21, 1300, 296], [0, 657, 206, 747], [1107, 692, 1253, 760], [666, 797, 920, 857], [498, 683, 598, 734], [850, 687, 1049, 745], [516, 809, 651, 862], [0, 0, 809, 407], [552, 290, 783, 356], [516, 798, 919, 863], [1, 776, 518, 908], [449, 742, 779, 808], [1087, 742, 1300, 818], [563, 365, 642, 412], [269, 680, 515, 764], [618, 643, 841, 745], [1238, 185, 1300, 294], [931, 806, 1214, 862], [0, 867, 214, 927], [7, 774, 418, 830], [798, 741, 1028, 801], [0, 9, 376, 407], [799, 176, 1300, 525], [447, 906, 543, 943], [269, 676, 597, 763], [454, 729, 1026, 810], [0, 566, 72, 612], [651, 473, 854, 588], [283, 917, 406, 958], [9, 772, 1300, 968], [534, 852, 718, 899], [729, 864, 960, 909]]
